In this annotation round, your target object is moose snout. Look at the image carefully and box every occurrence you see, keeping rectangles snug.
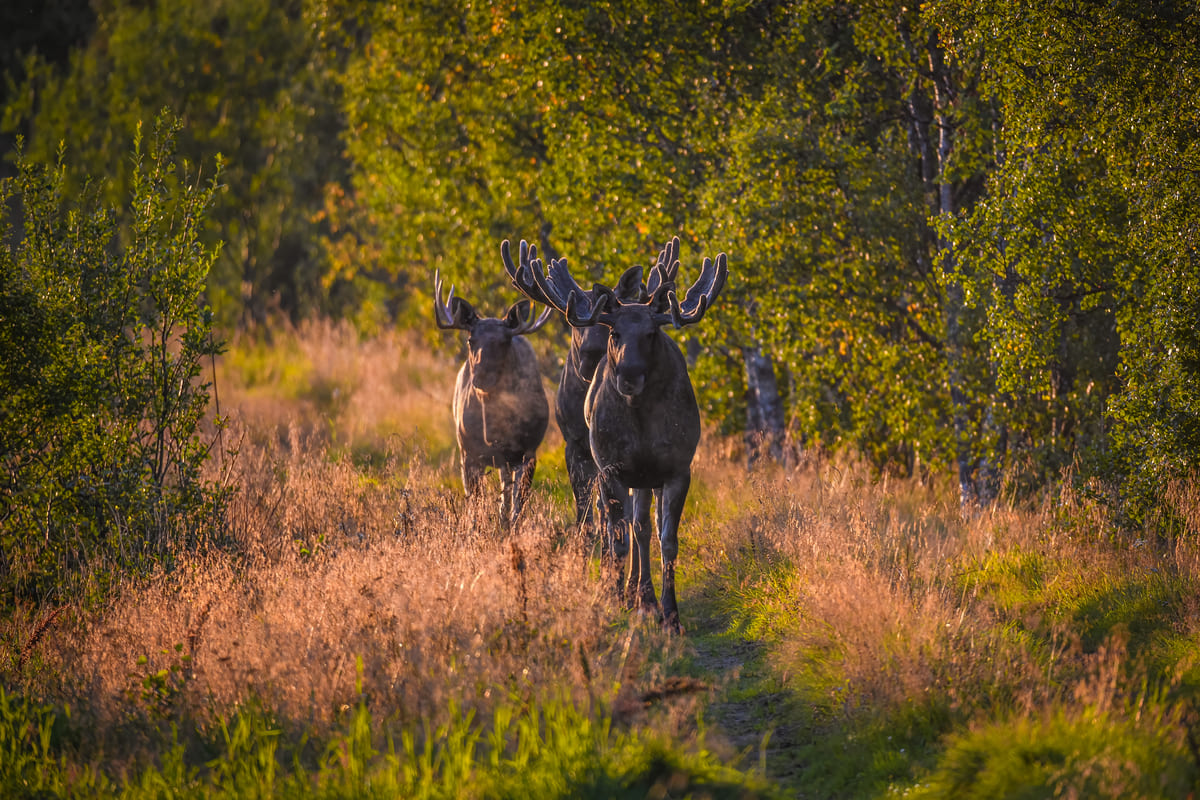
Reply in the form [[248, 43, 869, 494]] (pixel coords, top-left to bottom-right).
[[470, 362, 503, 393], [616, 373, 646, 404]]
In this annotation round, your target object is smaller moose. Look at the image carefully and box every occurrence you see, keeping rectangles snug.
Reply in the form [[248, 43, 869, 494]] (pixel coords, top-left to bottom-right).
[[434, 270, 552, 527]]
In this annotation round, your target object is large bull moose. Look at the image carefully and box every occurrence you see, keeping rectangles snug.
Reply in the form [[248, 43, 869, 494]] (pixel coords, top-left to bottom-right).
[[501, 239, 675, 530], [433, 270, 552, 527], [508, 238, 727, 631]]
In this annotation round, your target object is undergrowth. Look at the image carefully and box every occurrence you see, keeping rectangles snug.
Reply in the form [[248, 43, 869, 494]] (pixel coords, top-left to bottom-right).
[[3, 327, 1200, 798], [0, 685, 778, 799], [680, 454, 1200, 798]]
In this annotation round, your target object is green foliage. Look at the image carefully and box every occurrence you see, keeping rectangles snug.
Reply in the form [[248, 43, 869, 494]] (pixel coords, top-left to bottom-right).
[[0, 689, 67, 797], [907, 703, 1198, 799], [335, 0, 541, 332], [0, 687, 777, 798], [0, 114, 225, 604], [696, 2, 974, 473], [938, 1, 1200, 511], [342, 0, 974, 475], [8, 0, 1200, 508], [5, 0, 357, 326], [0, 688, 112, 798]]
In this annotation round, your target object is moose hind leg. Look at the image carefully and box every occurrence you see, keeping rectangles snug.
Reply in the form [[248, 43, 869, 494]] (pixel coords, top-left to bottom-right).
[[658, 474, 690, 633], [629, 488, 658, 617]]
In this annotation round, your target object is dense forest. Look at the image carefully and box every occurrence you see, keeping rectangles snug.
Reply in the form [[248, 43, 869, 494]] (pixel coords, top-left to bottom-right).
[[4, 0, 1200, 586]]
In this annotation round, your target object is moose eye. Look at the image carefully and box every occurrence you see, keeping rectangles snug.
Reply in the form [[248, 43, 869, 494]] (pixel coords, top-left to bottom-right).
[[609, 331, 621, 344]]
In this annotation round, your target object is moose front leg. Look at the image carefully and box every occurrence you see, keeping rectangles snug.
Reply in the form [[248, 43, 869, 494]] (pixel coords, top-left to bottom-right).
[[461, 457, 485, 499], [510, 453, 537, 525], [460, 458, 488, 532], [497, 465, 515, 527], [658, 473, 691, 633], [628, 487, 658, 617], [597, 475, 629, 598], [565, 436, 599, 527]]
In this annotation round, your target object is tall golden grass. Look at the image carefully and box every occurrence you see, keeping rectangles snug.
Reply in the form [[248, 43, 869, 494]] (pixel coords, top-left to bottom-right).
[[7, 319, 1199, 792], [23, 322, 632, 749], [687, 446, 1200, 744]]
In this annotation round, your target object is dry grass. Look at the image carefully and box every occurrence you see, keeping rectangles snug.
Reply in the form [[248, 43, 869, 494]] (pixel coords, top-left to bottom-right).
[[37, 438, 637, 753], [216, 318, 460, 466], [16, 322, 644, 759], [687, 447, 1200, 731], [6, 322, 1199, 795]]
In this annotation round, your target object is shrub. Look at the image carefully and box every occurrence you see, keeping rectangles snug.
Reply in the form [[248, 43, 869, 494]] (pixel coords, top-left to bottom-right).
[[0, 112, 225, 606]]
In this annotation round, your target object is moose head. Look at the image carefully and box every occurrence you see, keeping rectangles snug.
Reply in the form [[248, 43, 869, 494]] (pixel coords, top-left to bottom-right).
[[434, 269, 551, 394]]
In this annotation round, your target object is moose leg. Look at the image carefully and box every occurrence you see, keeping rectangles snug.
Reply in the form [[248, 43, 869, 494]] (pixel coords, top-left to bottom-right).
[[628, 488, 658, 617], [598, 476, 629, 596], [598, 474, 627, 565], [461, 457, 485, 499], [512, 453, 537, 524], [565, 437, 598, 527], [498, 465, 516, 528], [658, 474, 690, 633], [461, 458, 488, 532]]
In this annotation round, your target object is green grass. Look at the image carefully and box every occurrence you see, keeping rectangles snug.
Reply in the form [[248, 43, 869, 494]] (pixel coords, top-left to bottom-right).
[[0, 686, 780, 799], [223, 335, 315, 400], [680, 551, 956, 798], [902, 700, 1198, 799], [668, 491, 1200, 799]]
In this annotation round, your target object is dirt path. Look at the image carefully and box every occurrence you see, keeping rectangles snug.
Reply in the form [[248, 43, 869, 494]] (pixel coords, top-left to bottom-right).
[[683, 604, 809, 793]]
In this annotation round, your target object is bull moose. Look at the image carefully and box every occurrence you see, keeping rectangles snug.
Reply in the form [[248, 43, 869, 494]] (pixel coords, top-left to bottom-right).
[[507, 238, 727, 631], [501, 239, 675, 532], [433, 270, 552, 527]]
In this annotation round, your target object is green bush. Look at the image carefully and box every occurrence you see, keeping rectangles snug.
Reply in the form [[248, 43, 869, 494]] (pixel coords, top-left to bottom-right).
[[0, 112, 225, 606], [908, 703, 1198, 799]]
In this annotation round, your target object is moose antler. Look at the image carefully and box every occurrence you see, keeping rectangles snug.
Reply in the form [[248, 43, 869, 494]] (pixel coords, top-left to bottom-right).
[[520, 253, 609, 326], [434, 268, 476, 330], [501, 239, 554, 308], [646, 236, 681, 297], [644, 236, 681, 310], [653, 251, 728, 329], [509, 300, 554, 335]]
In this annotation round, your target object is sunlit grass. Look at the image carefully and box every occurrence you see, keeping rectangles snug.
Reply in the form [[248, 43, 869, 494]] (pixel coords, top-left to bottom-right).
[[4, 325, 1200, 797], [218, 319, 459, 468]]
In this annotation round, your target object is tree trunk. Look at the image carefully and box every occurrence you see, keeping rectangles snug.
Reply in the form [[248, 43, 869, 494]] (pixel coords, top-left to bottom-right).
[[742, 344, 786, 468], [916, 32, 999, 507]]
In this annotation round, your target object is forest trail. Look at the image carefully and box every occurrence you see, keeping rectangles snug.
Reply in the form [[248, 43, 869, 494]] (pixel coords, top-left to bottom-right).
[[680, 592, 810, 794]]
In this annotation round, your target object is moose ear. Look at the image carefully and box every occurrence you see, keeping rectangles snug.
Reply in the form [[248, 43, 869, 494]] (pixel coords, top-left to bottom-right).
[[592, 283, 619, 308], [503, 299, 532, 329], [615, 265, 644, 302], [448, 296, 478, 329]]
